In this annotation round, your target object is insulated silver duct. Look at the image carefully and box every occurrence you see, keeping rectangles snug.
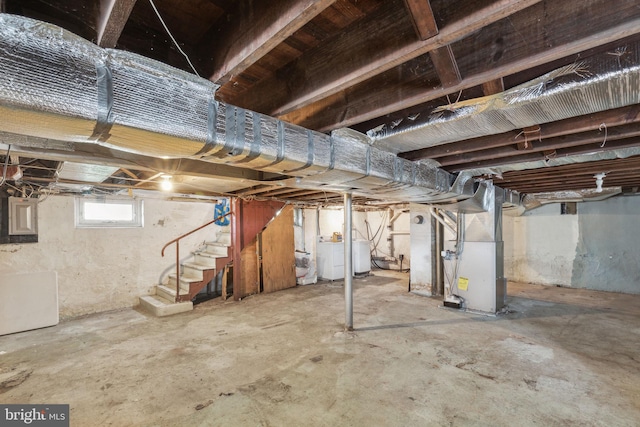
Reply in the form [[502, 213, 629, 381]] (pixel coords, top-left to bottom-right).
[[521, 188, 622, 211], [0, 15, 495, 205], [463, 146, 640, 178], [370, 46, 640, 153]]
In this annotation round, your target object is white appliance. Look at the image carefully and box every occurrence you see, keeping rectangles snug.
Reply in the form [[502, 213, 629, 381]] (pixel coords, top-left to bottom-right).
[[352, 240, 371, 274], [443, 240, 505, 313], [317, 240, 370, 280], [1, 271, 58, 335]]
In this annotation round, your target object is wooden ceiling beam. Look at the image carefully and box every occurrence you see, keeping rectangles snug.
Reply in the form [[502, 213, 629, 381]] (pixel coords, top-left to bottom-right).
[[496, 158, 640, 182], [482, 78, 505, 96], [118, 168, 139, 180], [235, 185, 281, 196], [497, 171, 640, 189], [403, 0, 438, 40], [232, 0, 539, 116], [283, 0, 640, 131], [496, 162, 640, 181], [448, 138, 640, 172], [293, 191, 341, 201], [282, 189, 331, 198], [202, 0, 337, 85], [134, 172, 164, 187], [508, 178, 640, 193], [498, 172, 640, 187], [403, 0, 462, 88], [401, 105, 640, 161], [258, 187, 311, 197], [438, 122, 640, 167], [96, 0, 137, 48], [429, 45, 462, 88]]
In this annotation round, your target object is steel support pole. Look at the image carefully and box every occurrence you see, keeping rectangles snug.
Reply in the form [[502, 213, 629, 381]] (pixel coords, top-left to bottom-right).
[[431, 215, 445, 296], [344, 193, 353, 331]]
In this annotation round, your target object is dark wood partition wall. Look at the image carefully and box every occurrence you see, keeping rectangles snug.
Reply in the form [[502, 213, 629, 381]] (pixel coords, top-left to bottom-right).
[[261, 205, 296, 294], [234, 201, 295, 300], [239, 200, 285, 248]]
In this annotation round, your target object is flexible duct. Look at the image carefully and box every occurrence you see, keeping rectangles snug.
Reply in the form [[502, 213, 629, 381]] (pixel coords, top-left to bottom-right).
[[371, 44, 640, 153], [521, 187, 622, 210], [366, 35, 640, 211], [0, 14, 493, 205]]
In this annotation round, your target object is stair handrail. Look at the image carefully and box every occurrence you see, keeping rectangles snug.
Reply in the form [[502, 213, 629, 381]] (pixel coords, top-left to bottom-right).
[[161, 211, 232, 302]]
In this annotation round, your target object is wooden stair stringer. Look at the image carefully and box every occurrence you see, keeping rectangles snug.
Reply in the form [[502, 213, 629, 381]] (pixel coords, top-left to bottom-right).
[[176, 268, 217, 302]]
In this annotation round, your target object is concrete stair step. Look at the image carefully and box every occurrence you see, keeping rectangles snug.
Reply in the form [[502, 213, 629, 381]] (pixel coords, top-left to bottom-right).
[[182, 262, 215, 271], [193, 252, 220, 267], [204, 240, 229, 247], [216, 232, 231, 245], [157, 284, 189, 301], [139, 295, 193, 317], [180, 264, 204, 280], [168, 273, 203, 285], [200, 243, 228, 256], [196, 249, 223, 257]]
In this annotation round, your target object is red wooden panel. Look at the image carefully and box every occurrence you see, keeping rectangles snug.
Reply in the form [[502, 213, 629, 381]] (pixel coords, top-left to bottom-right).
[[240, 200, 284, 248]]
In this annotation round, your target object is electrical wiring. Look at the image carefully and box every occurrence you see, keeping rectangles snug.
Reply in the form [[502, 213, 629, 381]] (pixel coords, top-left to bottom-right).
[[17, 164, 59, 173], [365, 218, 383, 257], [5, 182, 36, 198], [366, 210, 403, 270], [443, 256, 458, 297], [0, 144, 10, 187], [365, 209, 390, 258], [354, 228, 368, 240], [371, 258, 392, 270], [148, 0, 200, 76], [442, 213, 466, 299]]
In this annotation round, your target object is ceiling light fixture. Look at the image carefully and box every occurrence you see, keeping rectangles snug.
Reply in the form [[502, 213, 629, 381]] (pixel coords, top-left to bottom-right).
[[160, 174, 173, 191]]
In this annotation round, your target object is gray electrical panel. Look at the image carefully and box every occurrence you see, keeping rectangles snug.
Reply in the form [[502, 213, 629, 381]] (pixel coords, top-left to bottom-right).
[[9, 197, 38, 235]]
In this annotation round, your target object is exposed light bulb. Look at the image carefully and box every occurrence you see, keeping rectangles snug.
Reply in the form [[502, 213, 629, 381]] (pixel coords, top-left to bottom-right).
[[594, 172, 606, 193], [160, 175, 173, 191]]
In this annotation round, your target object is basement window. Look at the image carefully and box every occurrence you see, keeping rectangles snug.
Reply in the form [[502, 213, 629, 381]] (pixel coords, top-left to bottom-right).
[[75, 197, 144, 228], [560, 202, 577, 215]]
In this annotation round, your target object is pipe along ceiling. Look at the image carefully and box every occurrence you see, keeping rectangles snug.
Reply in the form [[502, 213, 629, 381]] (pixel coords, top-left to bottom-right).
[[0, 15, 520, 210]]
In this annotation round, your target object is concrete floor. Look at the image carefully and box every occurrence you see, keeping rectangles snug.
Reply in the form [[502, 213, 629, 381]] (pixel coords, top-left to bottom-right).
[[1, 271, 639, 426]]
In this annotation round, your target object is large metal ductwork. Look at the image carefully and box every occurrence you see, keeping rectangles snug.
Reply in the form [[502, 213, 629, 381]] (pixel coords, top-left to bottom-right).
[[367, 40, 640, 211], [0, 14, 504, 205], [369, 50, 640, 153]]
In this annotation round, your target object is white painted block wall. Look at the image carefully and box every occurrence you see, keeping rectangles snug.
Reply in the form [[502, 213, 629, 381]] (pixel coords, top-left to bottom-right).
[[0, 195, 218, 318], [409, 196, 640, 296], [315, 207, 411, 270], [504, 204, 579, 286], [504, 196, 640, 294]]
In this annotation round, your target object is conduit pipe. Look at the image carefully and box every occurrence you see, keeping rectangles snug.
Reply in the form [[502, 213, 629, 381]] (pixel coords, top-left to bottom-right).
[[429, 207, 456, 235], [0, 15, 496, 206]]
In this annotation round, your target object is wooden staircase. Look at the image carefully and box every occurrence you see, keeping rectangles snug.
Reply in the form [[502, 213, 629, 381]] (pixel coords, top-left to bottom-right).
[[138, 200, 296, 316], [139, 229, 230, 316]]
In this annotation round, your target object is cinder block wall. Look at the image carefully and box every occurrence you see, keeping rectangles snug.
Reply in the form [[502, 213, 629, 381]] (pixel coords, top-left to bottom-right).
[[0, 195, 217, 318], [504, 196, 640, 294]]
